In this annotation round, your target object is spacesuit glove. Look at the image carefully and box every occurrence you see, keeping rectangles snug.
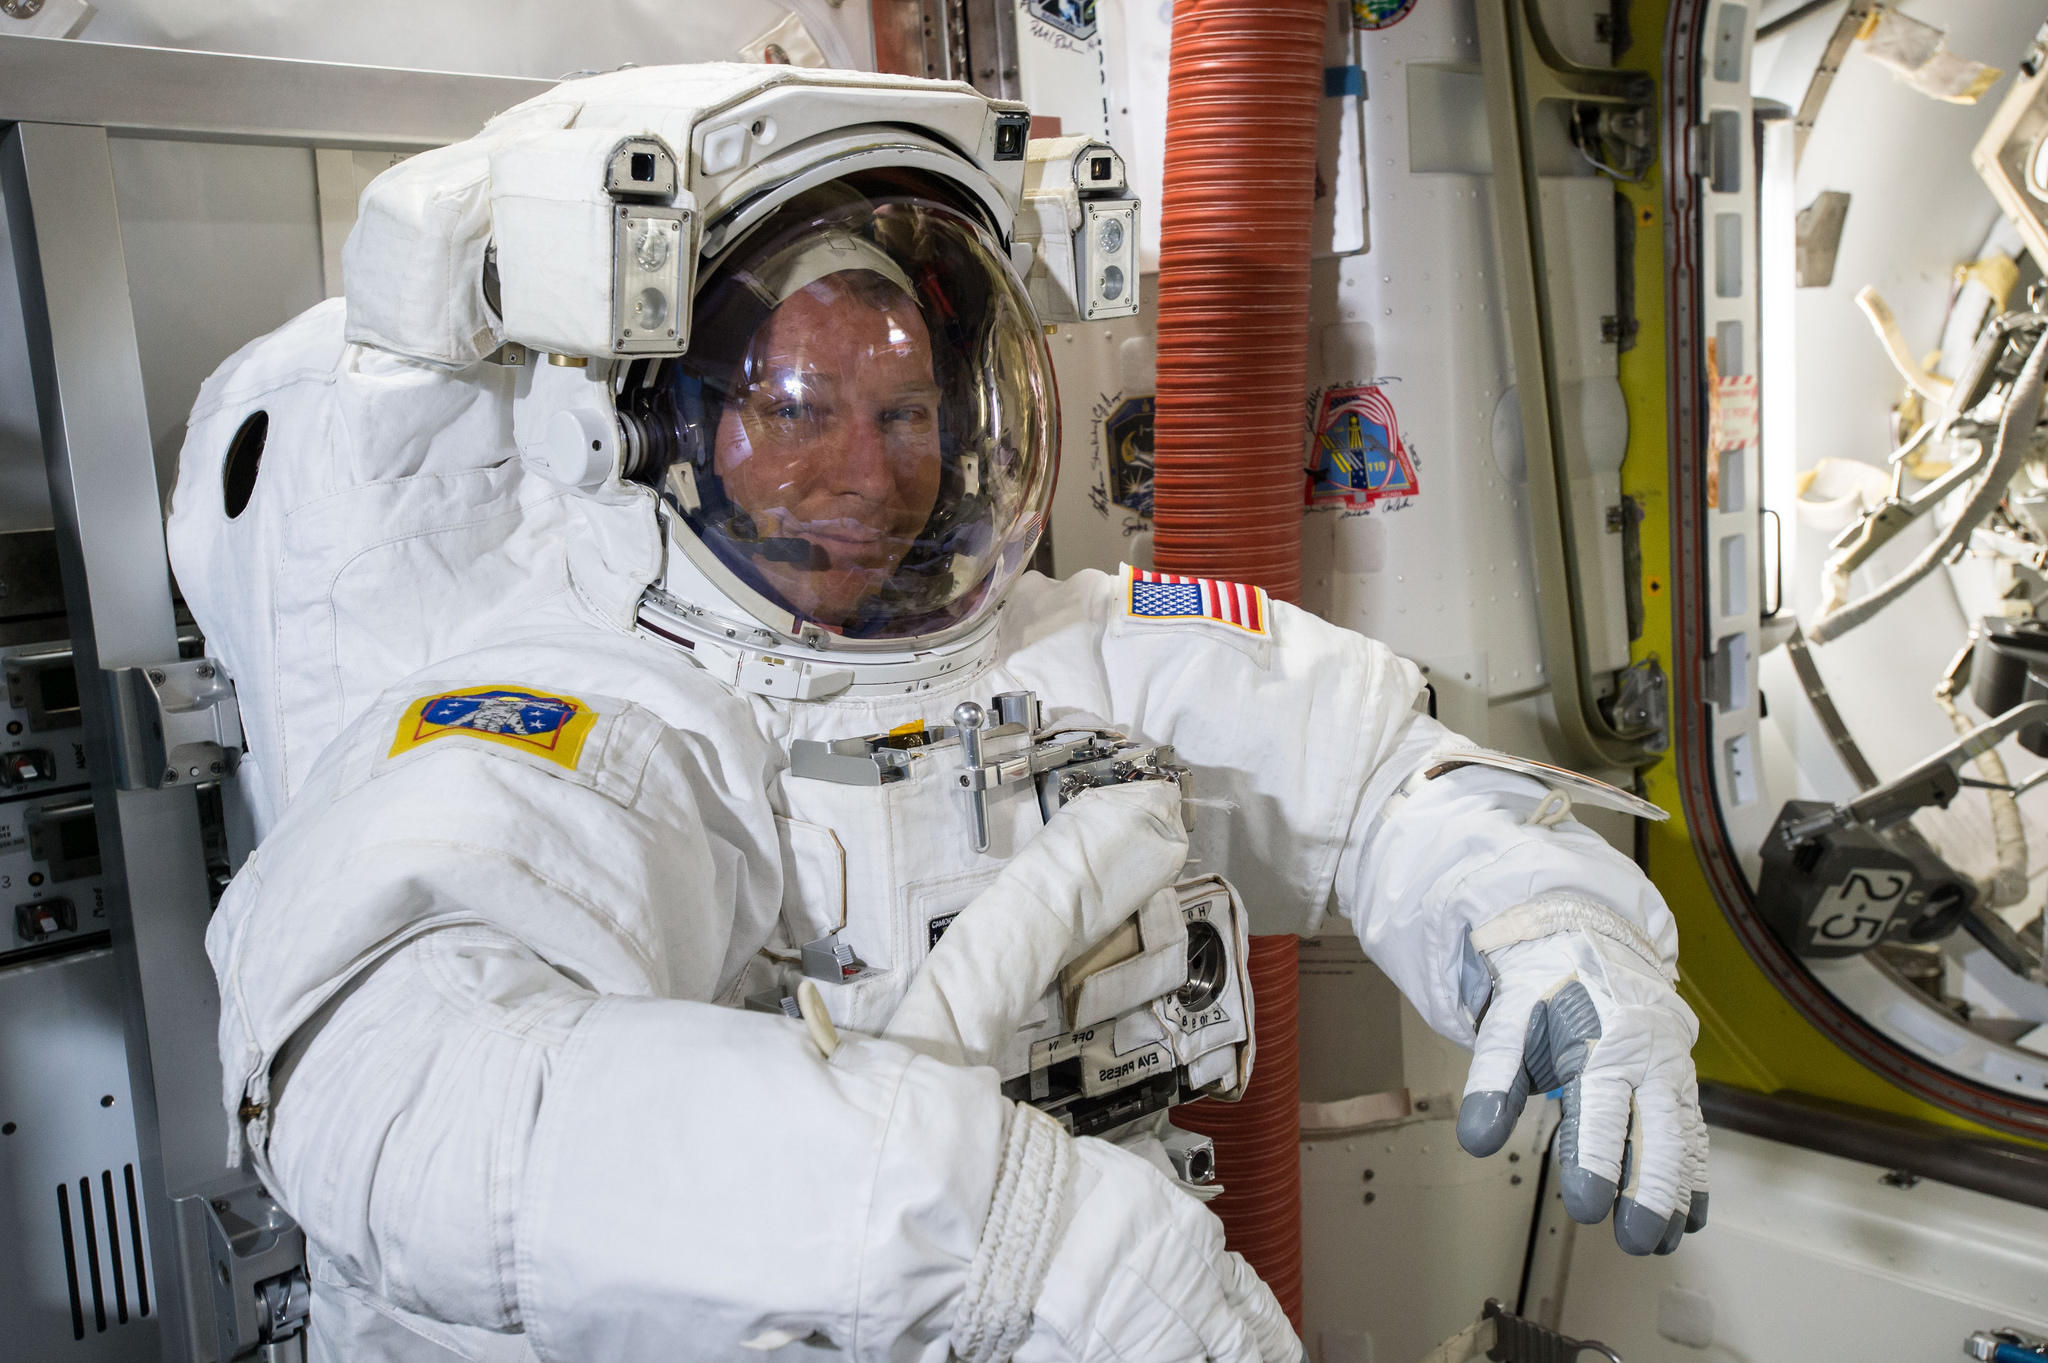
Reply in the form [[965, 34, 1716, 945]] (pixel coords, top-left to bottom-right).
[[1453, 898, 1708, 1257], [955, 1103, 1300, 1363], [886, 779, 1188, 1068]]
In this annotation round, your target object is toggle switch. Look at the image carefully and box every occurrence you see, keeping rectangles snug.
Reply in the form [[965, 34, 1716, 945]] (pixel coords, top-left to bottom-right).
[[15, 897, 75, 943], [0, 748, 56, 787]]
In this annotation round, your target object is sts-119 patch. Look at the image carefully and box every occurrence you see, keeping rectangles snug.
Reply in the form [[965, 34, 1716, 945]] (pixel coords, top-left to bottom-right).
[[1308, 384, 1418, 510], [388, 685, 598, 770], [1122, 565, 1271, 637]]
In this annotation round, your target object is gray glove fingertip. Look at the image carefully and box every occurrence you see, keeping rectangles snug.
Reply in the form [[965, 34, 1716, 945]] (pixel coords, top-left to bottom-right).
[[1559, 1163, 1617, 1224], [1611, 1194, 1667, 1255], [1457, 1086, 1524, 1158], [1460, 998, 1550, 1158], [1684, 1190, 1709, 1233], [1654, 1209, 1686, 1255], [1554, 1073, 1619, 1224]]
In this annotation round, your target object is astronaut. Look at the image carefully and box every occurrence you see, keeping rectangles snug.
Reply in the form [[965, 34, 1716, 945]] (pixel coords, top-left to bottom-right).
[[172, 66, 1706, 1363]]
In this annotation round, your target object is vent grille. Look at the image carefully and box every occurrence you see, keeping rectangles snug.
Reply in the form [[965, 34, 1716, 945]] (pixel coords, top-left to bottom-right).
[[54, 1165, 150, 1341]]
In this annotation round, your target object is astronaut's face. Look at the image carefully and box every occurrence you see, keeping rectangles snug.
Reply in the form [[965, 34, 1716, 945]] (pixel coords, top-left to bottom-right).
[[713, 272, 945, 626]]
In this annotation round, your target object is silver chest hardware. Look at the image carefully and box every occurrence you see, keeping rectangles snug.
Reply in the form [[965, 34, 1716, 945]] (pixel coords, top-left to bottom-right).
[[1158, 1124, 1216, 1185], [787, 688, 1192, 854], [777, 691, 1247, 1138], [799, 932, 877, 986], [1007, 878, 1250, 1137]]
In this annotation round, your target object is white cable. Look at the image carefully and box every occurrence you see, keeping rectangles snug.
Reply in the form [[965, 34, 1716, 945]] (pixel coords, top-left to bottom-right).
[[1525, 789, 1573, 828], [1854, 286, 1953, 403]]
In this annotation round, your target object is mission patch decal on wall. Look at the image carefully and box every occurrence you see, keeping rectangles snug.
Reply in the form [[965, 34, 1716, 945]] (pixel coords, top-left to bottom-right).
[[1307, 383, 1419, 511], [1026, 0, 1096, 41], [1352, 0, 1419, 31], [1103, 395, 1155, 518]]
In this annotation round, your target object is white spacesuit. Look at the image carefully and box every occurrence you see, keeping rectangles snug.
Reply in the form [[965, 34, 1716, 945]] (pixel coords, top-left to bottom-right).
[[169, 65, 1706, 1363]]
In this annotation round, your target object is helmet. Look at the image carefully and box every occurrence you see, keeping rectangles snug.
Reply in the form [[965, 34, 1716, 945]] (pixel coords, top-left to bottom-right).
[[628, 166, 1057, 666]]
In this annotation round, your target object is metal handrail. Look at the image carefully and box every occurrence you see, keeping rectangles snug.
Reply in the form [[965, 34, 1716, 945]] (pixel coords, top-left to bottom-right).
[[0, 33, 550, 148]]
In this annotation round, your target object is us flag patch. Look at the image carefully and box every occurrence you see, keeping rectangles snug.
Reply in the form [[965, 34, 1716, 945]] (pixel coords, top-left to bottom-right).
[[1123, 565, 1270, 637]]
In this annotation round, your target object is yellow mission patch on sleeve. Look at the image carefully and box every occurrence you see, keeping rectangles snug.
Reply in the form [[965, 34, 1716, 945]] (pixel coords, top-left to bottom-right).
[[388, 684, 599, 771]]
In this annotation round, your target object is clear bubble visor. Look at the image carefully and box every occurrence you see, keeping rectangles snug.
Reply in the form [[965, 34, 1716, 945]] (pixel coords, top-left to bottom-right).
[[641, 172, 1055, 643]]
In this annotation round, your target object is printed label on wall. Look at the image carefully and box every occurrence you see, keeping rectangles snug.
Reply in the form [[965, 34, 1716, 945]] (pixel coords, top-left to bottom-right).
[[1712, 374, 1759, 450]]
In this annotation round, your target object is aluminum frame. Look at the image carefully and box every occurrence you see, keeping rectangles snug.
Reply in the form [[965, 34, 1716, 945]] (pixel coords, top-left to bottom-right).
[[0, 36, 552, 1361]]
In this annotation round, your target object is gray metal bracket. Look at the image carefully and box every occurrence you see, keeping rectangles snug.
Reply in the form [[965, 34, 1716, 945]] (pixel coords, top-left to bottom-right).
[[1789, 0, 1877, 167], [199, 1182, 309, 1363], [109, 659, 243, 791], [5, 115, 228, 1363], [1782, 699, 2048, 844], [1483, 1297, 1621, 1363], [1478, 0, 1665, 770]]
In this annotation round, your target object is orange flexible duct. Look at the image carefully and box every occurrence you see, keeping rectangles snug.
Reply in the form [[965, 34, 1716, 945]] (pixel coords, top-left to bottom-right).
[[1153, 0, 1324, 1330], [1152, 0, 1324, 603]]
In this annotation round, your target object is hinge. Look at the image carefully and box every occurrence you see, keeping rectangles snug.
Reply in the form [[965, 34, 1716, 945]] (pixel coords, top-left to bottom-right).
[[108, 658, 243, 791]]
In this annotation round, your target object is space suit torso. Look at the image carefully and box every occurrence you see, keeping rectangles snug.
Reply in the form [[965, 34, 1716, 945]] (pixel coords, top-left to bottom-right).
[[206, 559, 1427, 1147]]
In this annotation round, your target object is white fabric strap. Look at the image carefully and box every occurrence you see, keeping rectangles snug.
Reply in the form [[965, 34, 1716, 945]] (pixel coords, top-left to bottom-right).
[[952, 1102, 1075, 1363], [1468, 893, 1675, 982]]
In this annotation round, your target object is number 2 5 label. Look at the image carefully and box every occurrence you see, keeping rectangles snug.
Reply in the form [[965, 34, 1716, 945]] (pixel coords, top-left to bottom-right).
[[1806, 867, 1910, 947]]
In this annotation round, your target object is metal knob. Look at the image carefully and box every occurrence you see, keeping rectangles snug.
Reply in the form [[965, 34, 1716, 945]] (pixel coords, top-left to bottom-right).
[[954, 702, 991, 853]]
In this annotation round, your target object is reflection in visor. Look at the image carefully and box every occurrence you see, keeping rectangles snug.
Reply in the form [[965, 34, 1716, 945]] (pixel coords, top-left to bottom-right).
[[718, 272, 947, 624], [628, 172, 1055, 642]]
